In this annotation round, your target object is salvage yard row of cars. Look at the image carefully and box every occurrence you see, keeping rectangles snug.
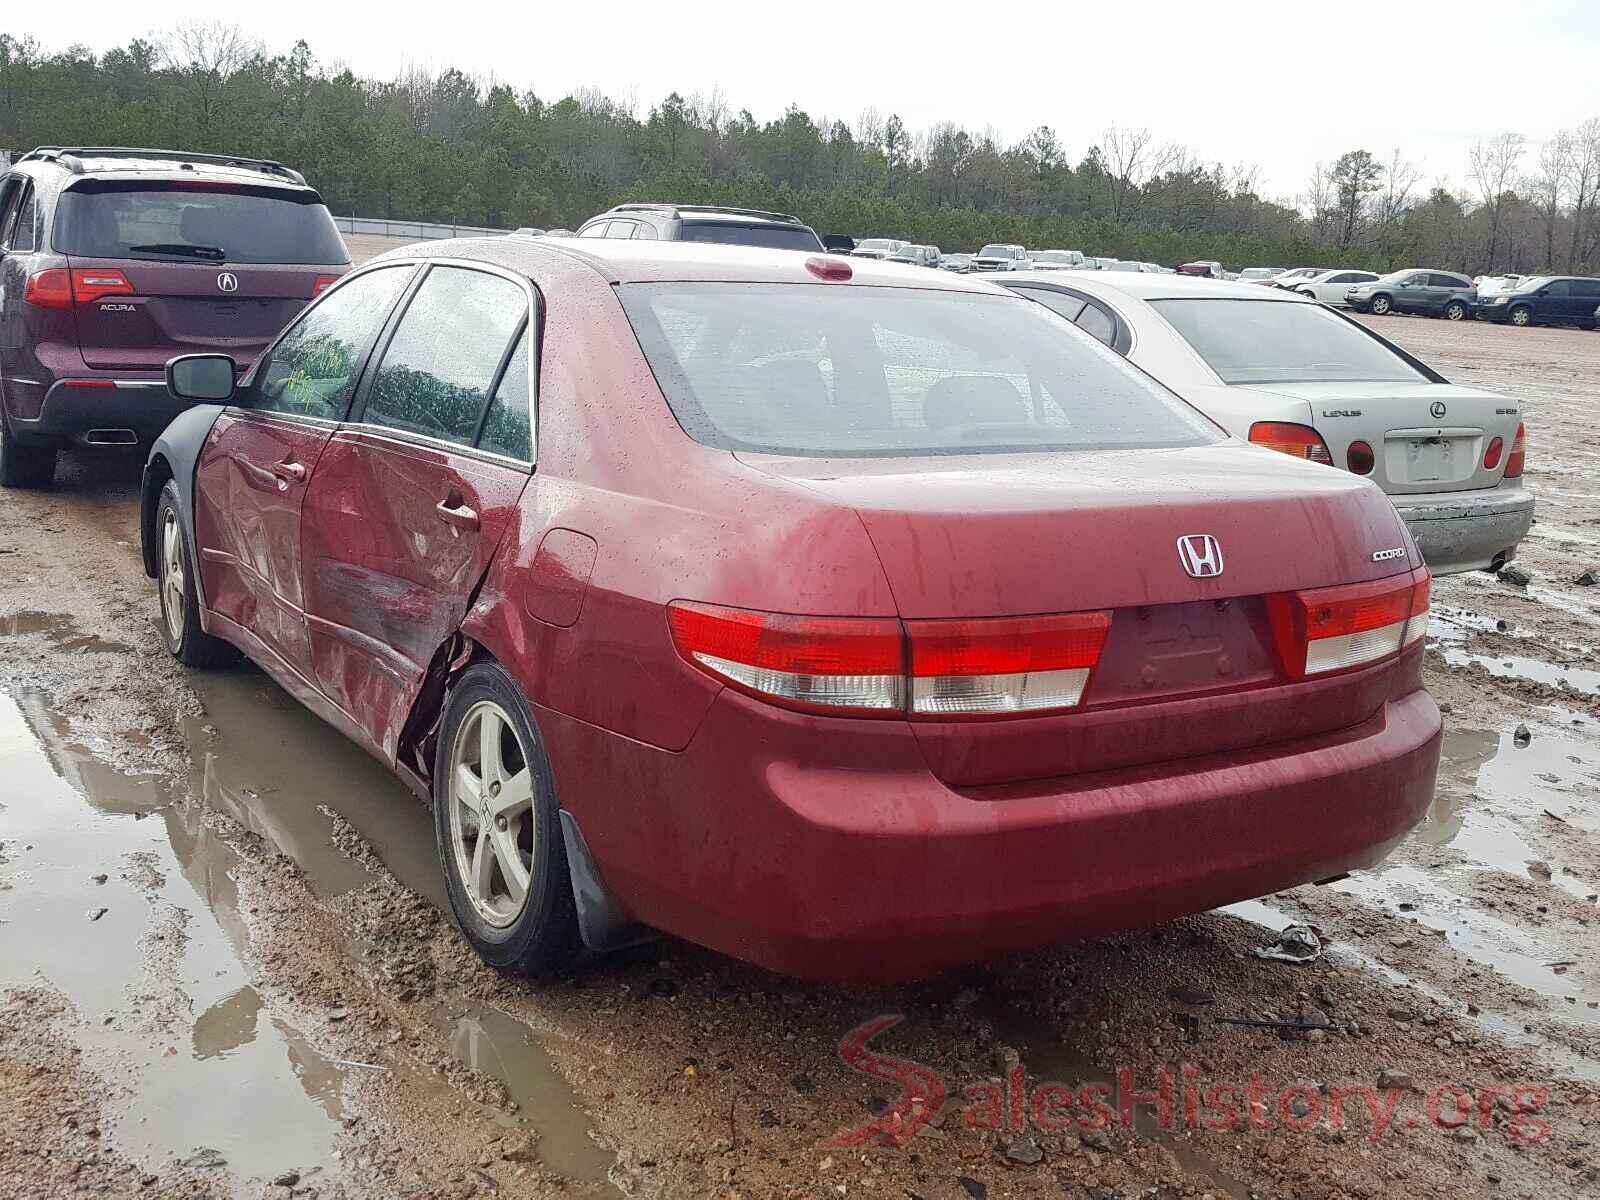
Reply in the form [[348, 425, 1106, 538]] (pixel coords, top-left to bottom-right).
[[1, 143, 1538, 981]]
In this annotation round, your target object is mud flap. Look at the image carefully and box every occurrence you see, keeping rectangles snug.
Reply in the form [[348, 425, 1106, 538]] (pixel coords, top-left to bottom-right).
[[558, 809, 654, 952]]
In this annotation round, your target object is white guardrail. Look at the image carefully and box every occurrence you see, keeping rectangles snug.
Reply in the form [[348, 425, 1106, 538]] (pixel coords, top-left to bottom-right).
[[335, 216, 513, 240]]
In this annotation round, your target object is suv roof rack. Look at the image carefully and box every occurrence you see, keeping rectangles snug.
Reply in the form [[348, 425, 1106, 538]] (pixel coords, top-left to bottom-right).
[[19, 146, 307, 186], [610, 202, 804, 225]]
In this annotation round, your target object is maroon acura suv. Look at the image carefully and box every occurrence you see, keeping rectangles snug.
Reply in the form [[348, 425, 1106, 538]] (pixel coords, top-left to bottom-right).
[[0, 146, 350, 487]]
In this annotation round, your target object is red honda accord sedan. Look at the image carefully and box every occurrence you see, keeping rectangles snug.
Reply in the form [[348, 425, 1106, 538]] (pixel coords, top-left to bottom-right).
[[140, 238, 1441, 982]]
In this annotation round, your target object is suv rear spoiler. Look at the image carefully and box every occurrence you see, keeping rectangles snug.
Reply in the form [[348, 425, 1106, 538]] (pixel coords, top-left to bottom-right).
[[20, 146, 306, 186]]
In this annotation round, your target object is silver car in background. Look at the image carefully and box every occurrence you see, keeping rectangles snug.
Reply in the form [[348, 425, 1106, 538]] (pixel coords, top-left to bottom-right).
[[999, 272, 1533, 573]]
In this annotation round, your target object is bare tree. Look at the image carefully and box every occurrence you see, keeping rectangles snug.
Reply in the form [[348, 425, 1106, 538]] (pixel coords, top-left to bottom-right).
[[1302, 161, 1334, 239], [1568, 117, 1600, 272], [1100, 125, 1157, 222], [1468, 131, 1526, 271], [162, 22, 257, 140], [1375, 149, 1421, 230], [1528, 131, 1575, 270]]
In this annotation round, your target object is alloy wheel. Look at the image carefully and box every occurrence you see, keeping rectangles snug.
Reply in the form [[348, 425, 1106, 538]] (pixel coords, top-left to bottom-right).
[[448, 700, 536, 928], [1445, 302, 1465, 321], [1371, 296, 1391, 315], [159, 510, 186, 644]]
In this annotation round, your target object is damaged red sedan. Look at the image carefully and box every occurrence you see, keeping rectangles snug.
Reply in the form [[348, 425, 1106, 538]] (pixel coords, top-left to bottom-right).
[[141, 239, 1441, 982]]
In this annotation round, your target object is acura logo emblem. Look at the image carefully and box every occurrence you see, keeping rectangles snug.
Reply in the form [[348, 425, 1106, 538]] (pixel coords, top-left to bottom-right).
[[1177, 534, 1224, 578], [216, 272, 239, 293], [1429, 400, 1447, 419]]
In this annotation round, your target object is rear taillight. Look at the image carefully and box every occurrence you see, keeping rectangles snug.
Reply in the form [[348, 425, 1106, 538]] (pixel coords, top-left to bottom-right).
[[1346, 440, 1375, 475], [1483, 437, 1504, 470], [312, 274, 341, 298], [906, 612, 1111, 716], [1249, 421, 1333, 466], [1504, 422, 1526, 478], [1266, 567, 1429, 679], [71, 268, 134, 304], [667, 601, 1112, 718], [23, 268, 73, 310]]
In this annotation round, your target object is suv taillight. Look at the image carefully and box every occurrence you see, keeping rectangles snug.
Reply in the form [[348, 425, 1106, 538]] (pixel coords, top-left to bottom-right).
[[24, 269, 74, 310], [1504, 422, 1526, 478], [71, 268, 134, 304], [312, 274, 341, 298], [667, 601, 1112, 719], [1249, 421, 1333, 466], [1266, 567, 1430, 680]]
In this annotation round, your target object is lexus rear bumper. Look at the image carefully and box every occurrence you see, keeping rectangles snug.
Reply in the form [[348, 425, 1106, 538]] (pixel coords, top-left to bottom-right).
[[1392, 484, 1534, 574]]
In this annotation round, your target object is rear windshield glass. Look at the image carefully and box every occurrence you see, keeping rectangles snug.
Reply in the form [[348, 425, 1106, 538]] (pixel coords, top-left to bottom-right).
[[1150, 298, 1425, 386], [619, 282, 1221, 457], [676, 222, 823, 252], [53, 181, 349, 265]]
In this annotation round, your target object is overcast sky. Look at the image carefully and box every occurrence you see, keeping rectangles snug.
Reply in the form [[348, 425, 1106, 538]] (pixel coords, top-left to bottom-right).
[[14, 0, 1600, 200]]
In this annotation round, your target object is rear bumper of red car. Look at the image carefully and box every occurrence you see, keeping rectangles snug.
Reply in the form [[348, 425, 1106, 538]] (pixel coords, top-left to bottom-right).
[[544, 681, 1441, 983]]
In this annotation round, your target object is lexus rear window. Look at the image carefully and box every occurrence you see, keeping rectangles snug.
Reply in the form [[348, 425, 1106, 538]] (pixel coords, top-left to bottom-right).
[[620, 282, 1221, 457], [53, 181, 349, 265], [1150, 298, 1425, 385], [676, 222, 823, 251]]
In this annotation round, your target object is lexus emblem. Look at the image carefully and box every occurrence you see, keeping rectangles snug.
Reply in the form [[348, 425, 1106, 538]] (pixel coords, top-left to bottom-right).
[[1177, 534, 1224, 579], [216, 272, 239, 293], [1429, 400, 1447, 419]]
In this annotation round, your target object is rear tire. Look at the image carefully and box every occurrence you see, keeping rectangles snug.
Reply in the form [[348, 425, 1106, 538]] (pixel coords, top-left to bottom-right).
[[434, 661, 581, 976], [155, 480, 236, 667], [1444, 300, 1467, 321], [1370, 294, 1392, 315], [0, 417, 57, 488], [1509, 305, 1532, 327]]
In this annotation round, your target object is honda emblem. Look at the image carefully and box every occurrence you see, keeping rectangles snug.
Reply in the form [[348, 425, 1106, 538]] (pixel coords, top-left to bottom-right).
[[1177, 534, 1224, 579], [216, 272, 239, 293]]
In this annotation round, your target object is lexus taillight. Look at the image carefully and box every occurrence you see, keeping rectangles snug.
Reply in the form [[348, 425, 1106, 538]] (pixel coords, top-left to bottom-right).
[[71, 268, 134, 304], [312, 274, 341, 298], [24, 268, 73, 310], [1504, 422, 1526, 478], [667, 601, 1112, 718], [1249, 421, 1333, 466], [1266, 567, 1430, 679]]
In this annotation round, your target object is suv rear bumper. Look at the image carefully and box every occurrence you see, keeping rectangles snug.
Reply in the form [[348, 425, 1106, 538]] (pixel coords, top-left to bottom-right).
[[14, 379, 194, 446], [1392, 484, 1534, 574]]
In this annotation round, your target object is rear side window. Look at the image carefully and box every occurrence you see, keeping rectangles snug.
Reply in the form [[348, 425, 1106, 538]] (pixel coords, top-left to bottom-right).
[[363, 266, 528, 448], [1430, 273, 1468, 289], [11, 189, 38, 252], [578, 222, 609, 238], [676, 222, 824, 252], [1013, 289, 1087, 323], [1540, 280, 1570, 297], [479, 337, 533, 460], [604, 221, 636, 239], [1, 181, 37, 252], [619, 282, 1219, 457], [1574, 278, 1600, 298], [1074, 304, 1117, 347], [254, 266, 415, 419], [53, 181, 349, 265]]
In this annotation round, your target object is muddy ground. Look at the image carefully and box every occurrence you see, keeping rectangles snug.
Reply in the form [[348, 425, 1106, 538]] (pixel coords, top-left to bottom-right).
[[3, 303, 1600, 1200]]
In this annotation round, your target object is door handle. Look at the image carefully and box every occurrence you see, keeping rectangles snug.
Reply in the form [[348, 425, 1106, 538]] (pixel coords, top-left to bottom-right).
[[272, 459, 307, 483], [436, 499, 480, 531]]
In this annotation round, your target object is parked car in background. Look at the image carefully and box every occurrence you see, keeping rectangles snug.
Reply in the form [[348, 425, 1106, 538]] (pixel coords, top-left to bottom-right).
[[821, 233, 856, 254], [1292, 269, 1381, 306], [1000, 270, 1532, 574], [1081, 257, 1122, 270], [143, 238, 1440, 982], [1104, 260, 1147, 272], [0, 145, 350, 488], [1031, 249, 1085, 271], [971, 242, 1030, 271], [1344, 269, 1475, 320], [1474, 275, 1600, 328], [1473, 273, 1521, 296], [1237, 267, 1286, 284], [887, 243, 941, 268], [1177, 260, 1223, 278], [850, 238, 906, 260], [1270, 267, 1330, 289], [940, 253, 975, 274], [575, 204, 825, 252]]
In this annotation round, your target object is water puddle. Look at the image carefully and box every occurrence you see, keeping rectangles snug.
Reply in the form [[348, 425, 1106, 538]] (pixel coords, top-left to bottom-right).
[[0, 609, 131, 653]]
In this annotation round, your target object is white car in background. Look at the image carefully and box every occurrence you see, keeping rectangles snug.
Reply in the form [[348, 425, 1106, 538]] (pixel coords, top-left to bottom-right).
[[1031, 249, 1085, 270], [1270, 267, 1328, 289], [1291, 269, 1381, 306], [996, 271, 1533, 574]]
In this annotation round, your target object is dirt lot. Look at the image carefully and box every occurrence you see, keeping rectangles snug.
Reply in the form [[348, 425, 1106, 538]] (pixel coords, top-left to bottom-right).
[[3, 310, 1600, 1200]]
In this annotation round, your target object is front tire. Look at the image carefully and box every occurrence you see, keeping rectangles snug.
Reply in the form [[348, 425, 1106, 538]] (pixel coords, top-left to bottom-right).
[[1509, 305, 1532, 327], [1369, 294, 1392, 316], [434, 662, 580, 975], [0, 417, 57, 488], [155, 481, 236, 667], [1444, 300, 1467, 321]]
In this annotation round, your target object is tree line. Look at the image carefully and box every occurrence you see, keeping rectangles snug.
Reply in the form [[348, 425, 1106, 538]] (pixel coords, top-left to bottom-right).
[[3, 26, 1598, 275]]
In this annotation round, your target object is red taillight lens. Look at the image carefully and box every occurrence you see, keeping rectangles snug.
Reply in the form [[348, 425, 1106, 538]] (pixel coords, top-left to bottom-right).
[[1346, 440, 1375, 475], [1266, 567, 1429, 679], [312, 274, 340, 298], [1483, 437, 1503, 470], [906, 612, 1111, 716], [1504, 423, 1526, 478], [667, 601, 904, 715], [24, 268, 73, 310], [804, 256, 853, 281], [71, 268, 134, 304], [1249, 421, 1333, 466]]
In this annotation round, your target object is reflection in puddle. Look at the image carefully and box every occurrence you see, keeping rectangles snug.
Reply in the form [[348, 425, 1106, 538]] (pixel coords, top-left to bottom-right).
[[0, 609, 132, 653]]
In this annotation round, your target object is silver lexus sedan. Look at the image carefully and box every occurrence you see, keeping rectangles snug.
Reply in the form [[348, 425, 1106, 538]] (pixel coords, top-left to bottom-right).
[[1000, 272, 1533, 574]]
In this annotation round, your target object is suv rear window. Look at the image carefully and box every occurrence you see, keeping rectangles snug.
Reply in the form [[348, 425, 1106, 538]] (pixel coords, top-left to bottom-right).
[[676, 222, 823, 252], [619, 282, 1220, 457], [53, 180, 349, 265]]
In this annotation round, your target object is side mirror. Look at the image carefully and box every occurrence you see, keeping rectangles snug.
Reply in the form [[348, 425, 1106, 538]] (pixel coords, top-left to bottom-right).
[[166, 354, 237, 402]]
